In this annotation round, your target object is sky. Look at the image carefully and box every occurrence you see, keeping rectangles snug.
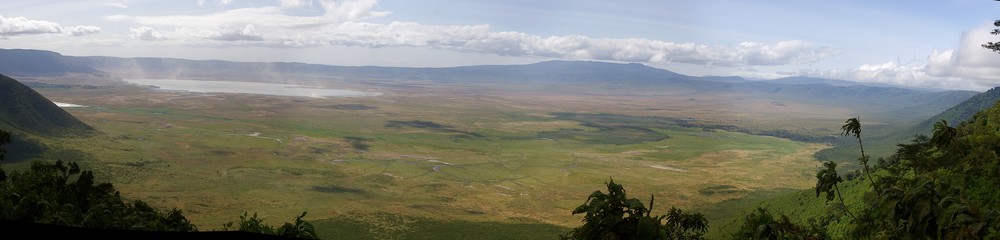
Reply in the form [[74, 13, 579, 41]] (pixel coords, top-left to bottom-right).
[[1, 0, 999, 91]]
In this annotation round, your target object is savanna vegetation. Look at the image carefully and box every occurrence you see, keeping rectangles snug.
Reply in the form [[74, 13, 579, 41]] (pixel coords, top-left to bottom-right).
[[0, 129, 318, 238], [562, 101, 1000, 239]]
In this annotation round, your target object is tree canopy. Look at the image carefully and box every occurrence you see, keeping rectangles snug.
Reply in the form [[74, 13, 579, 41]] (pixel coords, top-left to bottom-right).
[[562, 178, 708, 240]]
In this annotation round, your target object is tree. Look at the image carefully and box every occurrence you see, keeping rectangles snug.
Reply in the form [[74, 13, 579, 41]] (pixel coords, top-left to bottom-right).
[[730, 208, 830, 240], [985, 1, 1000, 52], [931, 119, 957, 148], [841, 117, 878, 196], [845, 104, 1000, 239], [0, 160, 197, 231], [562, 178, 708, 240], [1, 130, 320, 238], [988, 21, 1000, 52], [814, 161, 854, 219], [0, 130, 9, 181], [223, 211, 318, 239]]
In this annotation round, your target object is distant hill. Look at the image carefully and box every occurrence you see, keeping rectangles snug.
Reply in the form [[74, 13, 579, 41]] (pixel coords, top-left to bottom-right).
[[763, 76, 936, 91], [1, 48, 978, 125], [0, 74, 94, 137], [0, 49, 103, 76]]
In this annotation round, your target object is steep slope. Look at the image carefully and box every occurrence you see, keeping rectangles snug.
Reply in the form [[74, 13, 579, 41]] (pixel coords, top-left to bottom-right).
[[818, 86, 1000, 162], [0, 74, 94, 137], [912, 86, 1000, 131]]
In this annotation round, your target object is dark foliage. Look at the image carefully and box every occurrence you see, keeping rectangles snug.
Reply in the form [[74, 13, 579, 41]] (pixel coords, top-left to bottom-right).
[[831, 104, 1000, 239], [343, 136, 371, 151], [562, 178, 707, 240], [0, 131, 318, 238], [321, 104, 377, 110], [730, 207, 830, 240], [984, 2, 1000, 53], [814, 161, 854, 219], [385, 120, 484, 138], [674, 121, 836, 143], [0, 159, 197, 231], [223, 212, 318, 239]]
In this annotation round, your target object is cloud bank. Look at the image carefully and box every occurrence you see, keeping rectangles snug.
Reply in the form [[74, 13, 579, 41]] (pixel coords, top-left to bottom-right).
[[0, 14, 101, 37], [796, 24, 1000, 91], [105, 0, 834, 67]]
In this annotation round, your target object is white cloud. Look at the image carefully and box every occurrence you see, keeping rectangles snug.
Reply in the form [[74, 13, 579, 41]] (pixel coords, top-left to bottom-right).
[[107, 0, 389, 29], [211, 24, 263, 41], [795, 24, 1000, 91], [0, 14, 101, 37], [0, 14, 61, 35], [129, 26, 167, 41], [104, 2, 128, 8], [279, 0, 312, 8], [924, 25, 1000, 88], [310, 22, 836, 66], [220, 0, 233, 5], [104, 0, 833, 67], [64, 25, 102, 36]]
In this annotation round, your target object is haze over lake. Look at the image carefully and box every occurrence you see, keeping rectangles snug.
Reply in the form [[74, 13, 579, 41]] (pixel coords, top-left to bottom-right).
[[123, 79, 380, 98]]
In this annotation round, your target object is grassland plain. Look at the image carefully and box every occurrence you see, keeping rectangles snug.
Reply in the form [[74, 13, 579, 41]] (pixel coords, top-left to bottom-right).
[[31, 84, 834, 239]]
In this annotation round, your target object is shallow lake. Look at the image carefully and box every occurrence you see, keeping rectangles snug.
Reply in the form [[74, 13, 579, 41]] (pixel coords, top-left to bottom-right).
[[123, 79, 380, 98], [53, 102, 88, 108]]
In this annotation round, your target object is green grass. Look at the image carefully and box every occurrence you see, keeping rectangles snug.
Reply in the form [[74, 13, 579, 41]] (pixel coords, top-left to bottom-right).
[[701, 176, 872, 239], [26, 87, 832, 239], [312, 213, 571, 240]]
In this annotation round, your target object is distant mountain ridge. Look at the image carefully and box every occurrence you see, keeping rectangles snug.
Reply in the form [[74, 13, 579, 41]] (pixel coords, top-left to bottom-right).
[[763, 76, 942, 92], [0, 49, 103, 76], [0, 74, 94, 137], [0, 48, 981, 125], [0, 48, 944, 90]]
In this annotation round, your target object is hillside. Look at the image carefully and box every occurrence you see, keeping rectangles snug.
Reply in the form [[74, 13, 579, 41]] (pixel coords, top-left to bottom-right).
[[912, 86, 1000, 131], [726, 98, 1000, 239], [816, 86, 1000, 164], [0, 74, 94, 137], [0, 49, 103, 77]]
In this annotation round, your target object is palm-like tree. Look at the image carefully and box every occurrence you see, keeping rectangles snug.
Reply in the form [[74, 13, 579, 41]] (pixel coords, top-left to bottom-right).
[[842, 117, 879, 196], [931, 119, 957, 149]]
